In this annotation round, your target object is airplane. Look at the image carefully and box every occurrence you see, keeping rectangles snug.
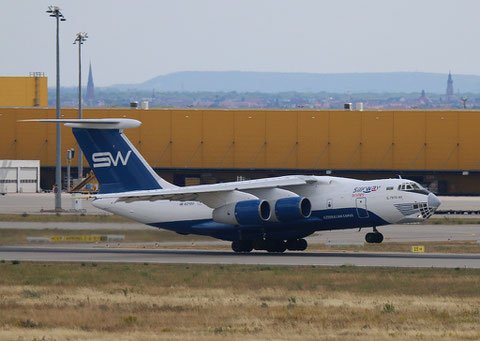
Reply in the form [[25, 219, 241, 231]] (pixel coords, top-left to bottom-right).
[[22, 118, 441, 253]]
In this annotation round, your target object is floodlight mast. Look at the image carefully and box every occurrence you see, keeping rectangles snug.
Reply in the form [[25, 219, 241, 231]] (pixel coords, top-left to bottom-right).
[[46, 5, 66, 211], [73, 32, 88, 179]]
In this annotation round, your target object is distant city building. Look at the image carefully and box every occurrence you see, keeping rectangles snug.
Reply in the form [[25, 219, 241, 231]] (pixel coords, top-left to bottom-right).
[[85, 62, 95, 106], [417, 89, 433, 108], [446, 71, 454, 100]]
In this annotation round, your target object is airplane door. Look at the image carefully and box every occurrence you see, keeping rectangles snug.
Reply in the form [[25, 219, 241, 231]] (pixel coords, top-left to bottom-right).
[[356, 197, 369, 218], [327, 199, 333, 209]]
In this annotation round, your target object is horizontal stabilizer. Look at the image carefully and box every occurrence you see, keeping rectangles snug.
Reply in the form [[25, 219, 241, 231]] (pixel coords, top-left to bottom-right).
[[19, 119, 141, 130]]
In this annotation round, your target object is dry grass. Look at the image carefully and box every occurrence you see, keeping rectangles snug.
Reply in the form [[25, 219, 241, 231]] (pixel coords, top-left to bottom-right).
[[423, 217, 480, 225], [0, 263, 480, 340]]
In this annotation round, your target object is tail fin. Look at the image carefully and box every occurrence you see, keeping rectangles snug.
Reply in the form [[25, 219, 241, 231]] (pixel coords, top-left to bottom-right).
[[21, 119, 175, 194]]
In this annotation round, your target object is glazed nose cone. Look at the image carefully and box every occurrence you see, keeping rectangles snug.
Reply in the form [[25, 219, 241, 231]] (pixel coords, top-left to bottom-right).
[[427, 193, 441, 209]]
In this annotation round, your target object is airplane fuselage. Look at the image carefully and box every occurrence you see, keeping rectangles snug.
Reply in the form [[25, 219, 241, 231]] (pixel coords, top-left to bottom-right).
[[24, 118, 440, 253], [92, 176, 439, 242]]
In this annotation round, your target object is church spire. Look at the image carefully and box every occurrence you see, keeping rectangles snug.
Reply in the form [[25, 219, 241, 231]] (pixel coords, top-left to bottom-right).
[[446, 71, 454, 100], [85, 62, 95, 106]]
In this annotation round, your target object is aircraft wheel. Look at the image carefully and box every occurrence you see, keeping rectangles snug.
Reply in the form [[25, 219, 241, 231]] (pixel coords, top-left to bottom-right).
[[232, 241, 242, 252], [276, 240, 287, 253], [286, 239, 297, 250], [231, 240, 253, 253], [242, 241, 254, 252], [365, 232, 384, 244], [253, 239, 266, 250], [297, 238, 308, 251], [286, 239, 308, 251], [266, 240, 286, 253], [374, 233, 384, 243], [365, 232, 375, 244]]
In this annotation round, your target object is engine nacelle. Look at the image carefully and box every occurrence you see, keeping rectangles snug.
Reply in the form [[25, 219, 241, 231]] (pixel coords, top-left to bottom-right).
[[275, 197, 312, 222], [212, 200, 271, 225]]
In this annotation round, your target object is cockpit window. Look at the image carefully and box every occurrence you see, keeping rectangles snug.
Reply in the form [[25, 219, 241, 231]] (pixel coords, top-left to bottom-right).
[[398, 182, 429, 195]]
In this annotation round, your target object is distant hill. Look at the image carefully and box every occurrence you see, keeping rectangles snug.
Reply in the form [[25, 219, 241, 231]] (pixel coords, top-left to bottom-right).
[[112, 71, 480, 94]]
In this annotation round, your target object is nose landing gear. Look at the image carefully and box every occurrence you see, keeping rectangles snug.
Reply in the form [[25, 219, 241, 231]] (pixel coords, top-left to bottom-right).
[[365, 227, 384, 244]]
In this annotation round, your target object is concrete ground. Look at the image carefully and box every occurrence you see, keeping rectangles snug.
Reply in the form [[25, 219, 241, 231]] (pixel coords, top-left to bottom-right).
[[0, 193, 106, 214]]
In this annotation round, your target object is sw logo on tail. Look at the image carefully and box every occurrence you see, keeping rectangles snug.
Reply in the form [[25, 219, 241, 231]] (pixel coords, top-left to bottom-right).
[[92, 151, 132, 168]]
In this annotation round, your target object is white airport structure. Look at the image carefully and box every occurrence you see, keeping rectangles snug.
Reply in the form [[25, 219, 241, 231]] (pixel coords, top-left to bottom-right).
[[0, 160, 40, 193]]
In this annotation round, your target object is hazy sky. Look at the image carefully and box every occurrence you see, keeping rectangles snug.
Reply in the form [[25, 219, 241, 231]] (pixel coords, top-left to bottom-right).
[[2, 0, 479, 87]]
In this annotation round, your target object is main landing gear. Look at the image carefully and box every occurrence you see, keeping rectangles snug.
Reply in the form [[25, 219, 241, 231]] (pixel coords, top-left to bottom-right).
[[231, 238, 308, 253], [365, 227, 384, 244]]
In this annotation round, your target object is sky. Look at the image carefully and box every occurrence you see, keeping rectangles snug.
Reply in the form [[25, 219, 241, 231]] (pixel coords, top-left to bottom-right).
[[1, 0, 480, 87]]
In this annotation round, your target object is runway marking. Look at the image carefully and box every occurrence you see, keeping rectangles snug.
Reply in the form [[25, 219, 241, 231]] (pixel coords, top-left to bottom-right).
[[1, 246, 480, 261]]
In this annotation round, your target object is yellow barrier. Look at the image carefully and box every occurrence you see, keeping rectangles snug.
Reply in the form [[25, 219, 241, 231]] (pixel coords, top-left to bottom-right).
[[411, 246, 425, 253], [49, 235, 106, 242]]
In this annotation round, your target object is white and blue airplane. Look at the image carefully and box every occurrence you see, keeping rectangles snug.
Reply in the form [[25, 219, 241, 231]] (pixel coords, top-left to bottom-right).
[[24, 118, 441, 253]]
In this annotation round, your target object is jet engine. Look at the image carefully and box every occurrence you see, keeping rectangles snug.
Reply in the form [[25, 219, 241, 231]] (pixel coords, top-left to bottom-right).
[[274, 197, 312, 222], [212, 199, 271, 225]]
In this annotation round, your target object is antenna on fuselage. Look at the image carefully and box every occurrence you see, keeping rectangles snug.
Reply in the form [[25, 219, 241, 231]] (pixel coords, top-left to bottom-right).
[[397, 175, 402, 179]]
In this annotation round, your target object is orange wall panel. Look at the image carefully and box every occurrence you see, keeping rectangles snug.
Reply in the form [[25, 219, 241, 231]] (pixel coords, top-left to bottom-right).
[[425, 112, 458, 170], [265, 111, 298, 168], [203, 111, 234, 168], [361, 112, 394, 169], [233, 111, 266, 168], [458, 112, 480, 170], [297, 112, 330, 169], [171, 110, 203, 167], [329, 112, 362, 169], [393, 112, 426, 170], [139, 111, 172, 168]]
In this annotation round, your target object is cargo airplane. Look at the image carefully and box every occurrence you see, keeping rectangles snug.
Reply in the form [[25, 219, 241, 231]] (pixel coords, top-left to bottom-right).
[[23, 118, 441, 253]]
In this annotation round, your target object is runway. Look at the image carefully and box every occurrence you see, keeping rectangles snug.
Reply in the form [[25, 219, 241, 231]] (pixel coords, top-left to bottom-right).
[[1, 246, 479, 268]]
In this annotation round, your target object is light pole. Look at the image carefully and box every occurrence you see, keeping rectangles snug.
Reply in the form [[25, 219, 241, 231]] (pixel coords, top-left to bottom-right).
[[46, 6, 66, 211], [74, 32, 88, 179]]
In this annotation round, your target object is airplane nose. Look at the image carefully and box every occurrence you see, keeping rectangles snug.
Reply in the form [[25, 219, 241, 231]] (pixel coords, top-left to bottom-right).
[[427, 193, 441, 209]]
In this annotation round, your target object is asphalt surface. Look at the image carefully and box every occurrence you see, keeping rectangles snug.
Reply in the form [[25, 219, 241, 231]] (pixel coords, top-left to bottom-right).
[[0, 223, 478, 268], [0, 246, 479, 268]]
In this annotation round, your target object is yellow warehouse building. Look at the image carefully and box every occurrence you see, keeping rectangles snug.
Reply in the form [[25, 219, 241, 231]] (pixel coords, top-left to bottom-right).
[[1, 107, 480, 194], [0, 76, 48, 107]]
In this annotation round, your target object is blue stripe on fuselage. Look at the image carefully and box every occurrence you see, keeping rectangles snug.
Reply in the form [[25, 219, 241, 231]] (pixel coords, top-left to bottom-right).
[[148, 208, 389, 241]]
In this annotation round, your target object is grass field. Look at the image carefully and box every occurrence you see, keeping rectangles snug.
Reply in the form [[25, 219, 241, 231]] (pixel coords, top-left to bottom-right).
[[0, 263, 479, 340]]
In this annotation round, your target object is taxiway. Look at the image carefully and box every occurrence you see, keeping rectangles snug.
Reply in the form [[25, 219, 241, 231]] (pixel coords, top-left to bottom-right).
[[0, 246, 479, 268]]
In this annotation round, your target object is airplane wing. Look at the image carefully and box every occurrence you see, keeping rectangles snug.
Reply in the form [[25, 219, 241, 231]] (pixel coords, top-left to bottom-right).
[[92, 175, 321, 208]]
